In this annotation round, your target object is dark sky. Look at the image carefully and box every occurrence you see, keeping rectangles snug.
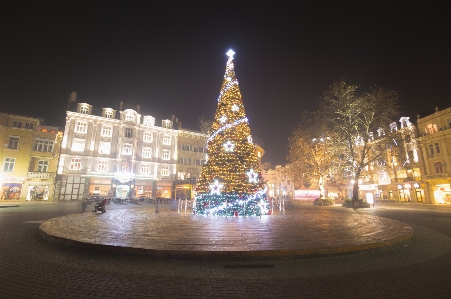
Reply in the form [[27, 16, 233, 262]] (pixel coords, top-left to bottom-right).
[[1, 1, 450, 166]]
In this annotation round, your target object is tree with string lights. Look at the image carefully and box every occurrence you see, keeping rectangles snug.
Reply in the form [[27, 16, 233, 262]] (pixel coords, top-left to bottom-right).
[[195, 50, 270, 216]]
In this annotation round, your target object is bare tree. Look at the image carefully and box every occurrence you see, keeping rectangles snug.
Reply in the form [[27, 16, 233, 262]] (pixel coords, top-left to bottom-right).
[[320, 79, 400, 203], [198, 116, 213, 135]]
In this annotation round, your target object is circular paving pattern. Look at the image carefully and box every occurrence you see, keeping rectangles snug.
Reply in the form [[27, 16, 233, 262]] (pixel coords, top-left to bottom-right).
[[39, 207, 413, 259]]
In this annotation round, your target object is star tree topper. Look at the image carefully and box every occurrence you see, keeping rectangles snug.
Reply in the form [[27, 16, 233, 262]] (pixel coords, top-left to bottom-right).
[[246, 169, 259, 183], [210, 180, 223, 195]]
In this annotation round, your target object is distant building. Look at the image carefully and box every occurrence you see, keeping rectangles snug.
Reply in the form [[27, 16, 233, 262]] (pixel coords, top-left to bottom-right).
[[262, 165, 295, 199], [417, 106, 451, 204], [0, 113, 62, 201]]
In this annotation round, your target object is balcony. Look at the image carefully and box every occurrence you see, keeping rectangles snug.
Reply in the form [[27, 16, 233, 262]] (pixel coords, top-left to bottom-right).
[[27, 172, 55, 179], [391, 177, 420, 183]]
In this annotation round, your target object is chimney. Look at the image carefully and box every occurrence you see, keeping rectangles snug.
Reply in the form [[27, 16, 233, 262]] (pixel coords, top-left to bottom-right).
[[171, 114, 175, 122], [137, 105, 140, 114], [119, 101, 123, 111]]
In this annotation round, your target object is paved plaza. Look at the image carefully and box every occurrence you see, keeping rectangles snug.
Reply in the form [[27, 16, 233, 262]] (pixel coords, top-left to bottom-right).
[[1, 201, 451, 298], [39, 203, 413, 259]]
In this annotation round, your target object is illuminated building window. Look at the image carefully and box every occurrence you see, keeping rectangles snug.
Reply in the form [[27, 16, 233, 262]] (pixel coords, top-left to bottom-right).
[[141, 164, 151, 175], [25, 122, 34, 130], [179, 157, 191, 165], [162, 149, 170, 160], [123, 143, 132, 155], [101, 125, 112, 137], [434, 162, 443, 174], [142, 147, 152, 158], [3, 157, 16, 172], [97, 160, 108, 172], [143, 131, 153, 143], [105, 110, 113, 119], [75, 121, 87, 134], [71, 138, 85, 152], [33, 139, 54, 152], [80, 106, 89, 114], [143, 116, 155, 126], [125, 114, 134, 122], [163, 135, 171, 145], [12, 121, 22, 128], [7, 136, 19, 149], [429, 144, 434, 155], [194, 159, 204, 166], [37, 160, 48, 172], [70, 158, 81, 170], [99, 141, 111, 154], [161, 165, 170, 177], [125, 127, 133, 138], [162, 120, 172, 129], [122, 161, 130, 172], [435, 143, 441, 154]]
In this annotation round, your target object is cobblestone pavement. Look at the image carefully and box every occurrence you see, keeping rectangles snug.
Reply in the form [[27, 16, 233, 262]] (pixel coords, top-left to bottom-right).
[[1, 201, 451, 298], [39, 204, 412, 258]]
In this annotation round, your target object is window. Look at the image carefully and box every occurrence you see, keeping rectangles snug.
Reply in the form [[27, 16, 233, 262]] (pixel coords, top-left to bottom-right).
[[180, 144, 192, 151], [429, 144, 434, 155], [7, 136, 19, 149], [33, 139, 54, 152], [125, 128, 133, 138], [434, 162, 443, 174], [98, 141, 111, 154], [141, 164, 151, 175], [97, 160, 108, 172], [163, 135, 171, 145], [143, 132, 153, 143], [194, 159, 205, 166], [122, 161, 130, 172], [101, 125, 112, 137], [25, 122, 34, 130], [123, 143, 132, 155], [125, 114, 134, 122], [71, 138, 85, 152], [161, 165, 170, 177], [162, 120, 172, 129], [179, 157, 191, 165], [177, 171, 191, 181], [162, 149, 170, 160], [142, 147, 152, 158], [80, 106, 89, 114], [75, 121, 87, 133], [3, 157, 15, 172], [105, 110, 113, 119], [37, 160, 49, 172], [448, 119, 451, 129], [435, 143, 441, 154], [12, 121, 22, 128], [70, 158, 81, 170], [143, 116, 154, 126]]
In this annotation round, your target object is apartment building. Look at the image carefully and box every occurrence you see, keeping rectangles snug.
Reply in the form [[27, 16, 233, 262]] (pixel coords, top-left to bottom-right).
[[0, 113, 62, 201], [417, 106, 451, 204]]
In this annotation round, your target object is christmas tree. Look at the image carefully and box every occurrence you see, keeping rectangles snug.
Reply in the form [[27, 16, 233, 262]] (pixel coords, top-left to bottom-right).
[[195, 50, 270, 216]]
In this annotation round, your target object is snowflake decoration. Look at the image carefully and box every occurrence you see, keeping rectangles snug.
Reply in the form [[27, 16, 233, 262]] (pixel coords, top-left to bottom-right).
[[248, 135, 253, 144], [226, 77, 232, 81], [210, 180, 223, 195], [246, 169, 259, 183], [220, 115, 227, 123], [223, 141, 235, 152], [232, 104, 239, 112]]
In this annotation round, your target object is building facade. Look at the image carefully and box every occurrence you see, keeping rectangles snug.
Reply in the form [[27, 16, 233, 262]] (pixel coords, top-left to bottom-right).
[[57, 103, 178, 201], [0, 113, 62, 201], [417, 106, 451, 204]]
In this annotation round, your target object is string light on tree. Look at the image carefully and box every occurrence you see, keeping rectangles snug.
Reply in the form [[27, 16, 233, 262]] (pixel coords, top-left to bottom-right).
[[195, 49, 270, 216]]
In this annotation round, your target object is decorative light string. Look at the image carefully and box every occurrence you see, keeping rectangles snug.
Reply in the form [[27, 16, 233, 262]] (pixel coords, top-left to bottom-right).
[[206, 117, 248, 148], [217, 80, 238, 102]]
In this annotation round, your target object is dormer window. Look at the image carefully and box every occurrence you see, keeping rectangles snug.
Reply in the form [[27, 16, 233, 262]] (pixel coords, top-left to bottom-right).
[[80, 106, 89, 114], [390, 122, 398, 132], [105, 110, 113, 119], [162, 119, 172, 129], [143, 116, 155, 126], [125, 114, 134, 122], [377, 128, 385, 136]]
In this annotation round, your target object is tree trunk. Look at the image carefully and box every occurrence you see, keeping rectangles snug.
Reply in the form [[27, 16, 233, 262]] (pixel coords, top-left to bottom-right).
[[352, 183, 359, 201]]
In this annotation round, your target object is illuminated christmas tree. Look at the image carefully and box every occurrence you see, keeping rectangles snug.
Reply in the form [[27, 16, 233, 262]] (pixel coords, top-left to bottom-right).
[[195, 50, 270, 216]]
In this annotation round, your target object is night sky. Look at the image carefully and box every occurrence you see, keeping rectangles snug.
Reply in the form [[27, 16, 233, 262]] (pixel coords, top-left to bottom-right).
[[1, 2, 450, 166]]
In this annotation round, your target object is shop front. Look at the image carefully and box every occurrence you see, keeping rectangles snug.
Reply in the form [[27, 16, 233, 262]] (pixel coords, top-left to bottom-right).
[[26, 185, 51, 201], [386, 181, 427, 203], [432, 183, 451, 204], [175, 184, 192, 200], [1, 183, 22, 200]]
